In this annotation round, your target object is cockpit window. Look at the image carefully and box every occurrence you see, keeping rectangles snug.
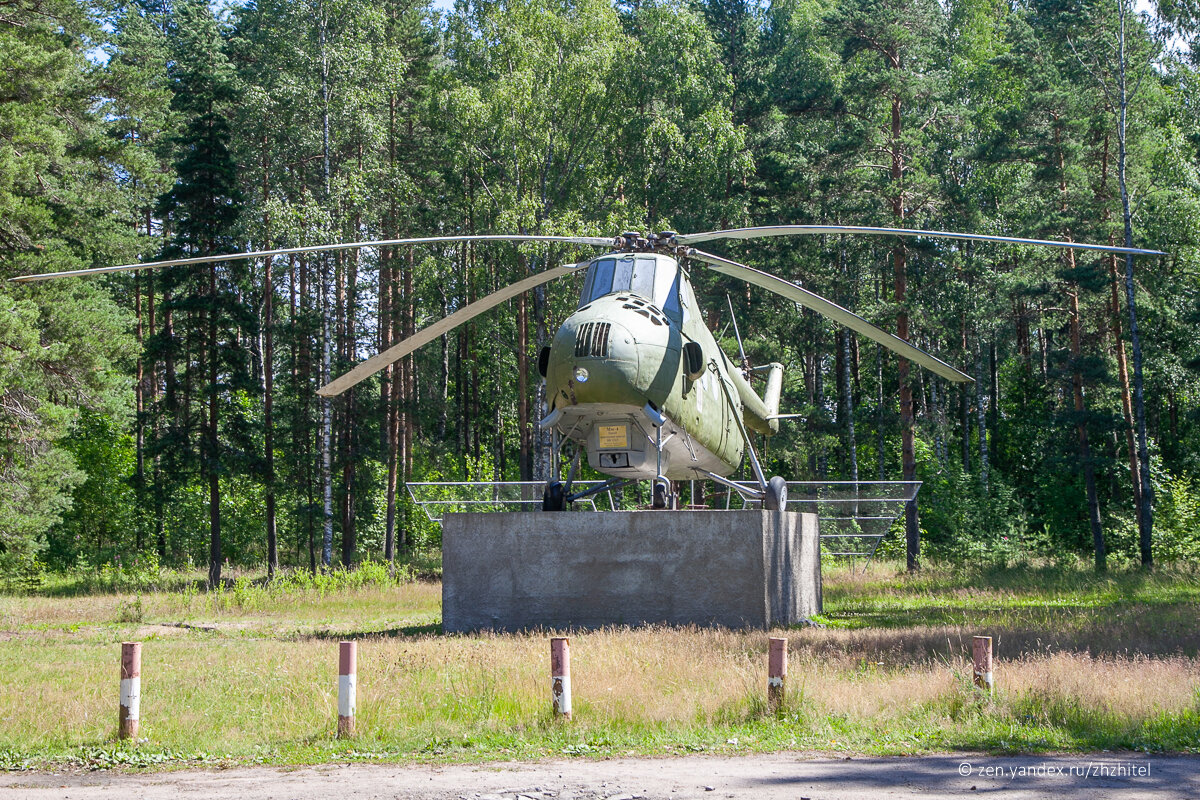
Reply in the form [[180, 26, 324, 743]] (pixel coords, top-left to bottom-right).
[[580, 258, 615, 304], [578, 255, 683, 323], [660, 272, 683, 323], [630, 256, 656, 298]]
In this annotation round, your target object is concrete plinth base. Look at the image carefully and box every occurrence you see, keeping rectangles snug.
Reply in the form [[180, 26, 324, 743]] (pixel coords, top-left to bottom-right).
[[442, 510, 821, 633]]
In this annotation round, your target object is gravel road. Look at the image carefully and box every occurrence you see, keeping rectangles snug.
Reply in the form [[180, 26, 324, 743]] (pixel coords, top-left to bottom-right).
[[2, 752, 1196, 799]]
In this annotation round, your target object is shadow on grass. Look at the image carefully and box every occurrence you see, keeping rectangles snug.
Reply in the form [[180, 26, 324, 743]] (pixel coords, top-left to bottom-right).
[[16, 574, 208, 598], [299, 621, 445, 640], [796, 602, 1200, 662], [827, 560, 1200, 599]]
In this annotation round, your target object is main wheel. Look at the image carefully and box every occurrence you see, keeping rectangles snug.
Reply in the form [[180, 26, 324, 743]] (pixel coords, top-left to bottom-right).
[[542, 481, 566, 511], [763, 475, 788, 511], [652, 477, 670, 510]]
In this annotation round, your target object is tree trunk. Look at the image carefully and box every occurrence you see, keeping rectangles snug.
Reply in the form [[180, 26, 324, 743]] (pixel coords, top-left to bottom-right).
[[976, 346, 989, 491], [319, 1, 333, 568], [149, 271, 165, 559], [1070, 283, 1106, 571], [1115, 3, 1154, 565], [264, 257, 277, 579], [135, 270, 145, 554], [340, 240, 358, 567], [207, 262, 222, 589], [403, 249, 414, 484], [321, 268, 333, 568], [517, 289, 531, 481], [876, 343, 885, 481], [842, 329, 858, 483], [383, 245, 397, 565], [299, 255, 316, 573], [1103, 146, 1143, 531], [262, 138, 277, 580]]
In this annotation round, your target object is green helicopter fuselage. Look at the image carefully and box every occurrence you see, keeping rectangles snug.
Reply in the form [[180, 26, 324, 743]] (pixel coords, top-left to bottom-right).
[[541, 252, 782, 481]]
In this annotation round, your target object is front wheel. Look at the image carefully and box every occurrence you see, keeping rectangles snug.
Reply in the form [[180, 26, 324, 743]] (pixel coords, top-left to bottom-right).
[[542, 481, 566, 511], [763, 475, 788, 511], [652, 478, 671, 510]]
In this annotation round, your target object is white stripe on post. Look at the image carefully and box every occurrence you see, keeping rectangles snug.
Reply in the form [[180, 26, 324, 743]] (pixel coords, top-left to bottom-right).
[[338, 641, 356, 737], [550, 637, 572, 719], [119, 642, 141, 740]]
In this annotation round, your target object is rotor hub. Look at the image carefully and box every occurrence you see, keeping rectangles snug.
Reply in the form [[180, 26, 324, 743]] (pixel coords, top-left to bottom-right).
[[613, 230, 685, 257]]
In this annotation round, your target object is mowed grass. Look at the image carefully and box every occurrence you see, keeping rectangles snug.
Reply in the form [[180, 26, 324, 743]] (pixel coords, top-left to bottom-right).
[[0, 561, 1198, 770]]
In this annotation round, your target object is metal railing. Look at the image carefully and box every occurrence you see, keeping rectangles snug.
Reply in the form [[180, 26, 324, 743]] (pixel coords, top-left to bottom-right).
[[730, 481, 920, 569], [406, 479, 919, 570], [406, 481, 617, 523]]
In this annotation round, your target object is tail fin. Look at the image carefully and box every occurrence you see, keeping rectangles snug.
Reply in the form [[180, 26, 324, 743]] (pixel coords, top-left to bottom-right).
[[738, 361, 786, 435]]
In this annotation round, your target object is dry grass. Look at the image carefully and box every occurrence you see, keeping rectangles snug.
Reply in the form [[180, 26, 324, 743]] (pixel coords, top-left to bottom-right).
[[0, 564, 1197, 766], [1000, 652, 1200, 722], [0, 580, 442, 641]]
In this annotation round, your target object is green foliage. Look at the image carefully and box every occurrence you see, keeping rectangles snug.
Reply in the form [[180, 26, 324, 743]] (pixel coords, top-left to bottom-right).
[[0, 0, 138, 575], [48, 411, 136, 568], [917, 464, 1029, 564], [1155, 472, 1200, 563], [1, 0, 1198, 582]]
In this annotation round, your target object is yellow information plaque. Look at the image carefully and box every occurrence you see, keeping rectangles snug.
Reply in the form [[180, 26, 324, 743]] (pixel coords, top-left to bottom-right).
[[597, 424, 629, 449]]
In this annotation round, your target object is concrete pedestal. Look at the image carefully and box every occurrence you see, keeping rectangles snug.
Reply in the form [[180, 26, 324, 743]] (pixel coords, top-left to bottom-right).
[[442, 510, 821, 633]]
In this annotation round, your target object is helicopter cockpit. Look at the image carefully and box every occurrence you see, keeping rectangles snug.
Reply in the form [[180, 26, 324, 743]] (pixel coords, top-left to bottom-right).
[[578, 254, 685, 324]]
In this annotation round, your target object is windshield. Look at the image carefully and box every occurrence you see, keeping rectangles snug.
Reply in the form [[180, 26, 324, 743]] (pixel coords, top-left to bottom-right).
[[579, 255, 680, 318]]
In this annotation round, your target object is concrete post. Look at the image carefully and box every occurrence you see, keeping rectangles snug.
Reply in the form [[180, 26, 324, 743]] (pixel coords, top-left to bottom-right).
[[550, 637, 572, 719], [338, 641, 356, 737], [768, 637, 787, 713], [119, 642, 141, 740], [972, 635, 993, 693]]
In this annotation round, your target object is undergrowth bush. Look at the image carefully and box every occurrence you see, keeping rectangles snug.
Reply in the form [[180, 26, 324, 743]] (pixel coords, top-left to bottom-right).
[[165, 559, 419, 614], [1155, 473, 1200, 564], [3, 550, 434, 600]]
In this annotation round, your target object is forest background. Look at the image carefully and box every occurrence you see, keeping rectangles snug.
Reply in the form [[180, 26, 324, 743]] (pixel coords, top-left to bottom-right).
[[2, 0, 1199, 588]]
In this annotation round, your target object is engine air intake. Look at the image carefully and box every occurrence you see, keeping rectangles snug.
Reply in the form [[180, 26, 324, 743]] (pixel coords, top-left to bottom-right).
[[574, 321, 611, 358]]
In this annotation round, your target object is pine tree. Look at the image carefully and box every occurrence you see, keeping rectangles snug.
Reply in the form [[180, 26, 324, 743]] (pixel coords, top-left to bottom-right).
[[154, 0, 251, 587]]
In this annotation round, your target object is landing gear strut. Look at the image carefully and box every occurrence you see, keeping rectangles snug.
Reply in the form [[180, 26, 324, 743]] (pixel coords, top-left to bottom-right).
[[543, 444, 581, 512], [649, 404, 675, 509]]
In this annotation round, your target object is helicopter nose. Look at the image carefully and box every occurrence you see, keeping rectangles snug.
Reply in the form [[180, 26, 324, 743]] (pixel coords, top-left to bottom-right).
[[548, 315, 641, 405], [545, 291, 680, 411]]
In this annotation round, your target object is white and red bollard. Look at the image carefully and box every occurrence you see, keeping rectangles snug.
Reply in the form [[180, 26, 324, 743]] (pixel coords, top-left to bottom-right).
[[119, 642, 141, 740], [973, 635, 994, 693], [551, 637, 572, 720], [768, 637, 787, 713], [338, 641, 357, 737]]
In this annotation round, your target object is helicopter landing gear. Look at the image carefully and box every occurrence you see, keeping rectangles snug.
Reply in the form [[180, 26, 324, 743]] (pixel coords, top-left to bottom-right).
[[542, 481, 566, 511], [763, 475, 788, 511], [651, 476, 674, 510]]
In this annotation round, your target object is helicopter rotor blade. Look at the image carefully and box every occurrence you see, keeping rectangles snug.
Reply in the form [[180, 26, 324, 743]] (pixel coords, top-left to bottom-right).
[[676, 225, 1166, 256], [8, 234, 615, 282], [317, 262, 583, 398], [725, 293, 748, 367], [689, 248, 973, 384]]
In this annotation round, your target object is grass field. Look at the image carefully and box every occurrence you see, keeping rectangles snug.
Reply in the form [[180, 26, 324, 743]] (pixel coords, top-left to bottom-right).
[[1, 560, 1198, 770]]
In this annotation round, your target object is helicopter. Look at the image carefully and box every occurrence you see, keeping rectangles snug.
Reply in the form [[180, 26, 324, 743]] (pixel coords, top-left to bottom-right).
[[14, 224, 1163, 511]]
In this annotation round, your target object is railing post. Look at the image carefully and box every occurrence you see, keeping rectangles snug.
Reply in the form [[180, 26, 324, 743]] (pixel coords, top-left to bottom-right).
[[973, 635, 994, 693], [768, 636, 787, 713], [338, 641, 357, 737], [551, 637, 572, 719], [119, 642, 141, 740]]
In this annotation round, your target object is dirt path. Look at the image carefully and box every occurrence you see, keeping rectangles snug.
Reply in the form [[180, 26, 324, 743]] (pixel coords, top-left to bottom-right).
[[3, 753, 1196, 799]]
